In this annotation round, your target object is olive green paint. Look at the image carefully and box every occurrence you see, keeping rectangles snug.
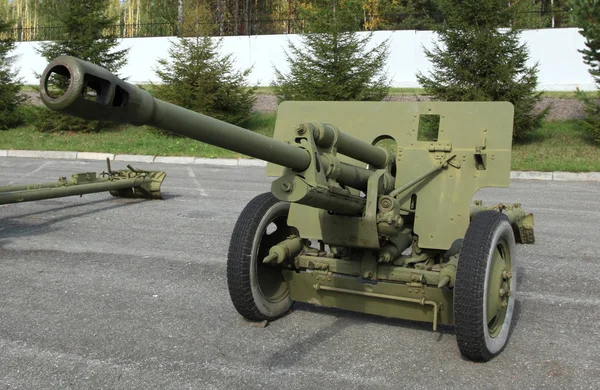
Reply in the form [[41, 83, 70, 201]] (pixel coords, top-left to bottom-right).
[[38, 57, 535, 357], [0, 161, 165, 204], [282, 269, 454, 328]]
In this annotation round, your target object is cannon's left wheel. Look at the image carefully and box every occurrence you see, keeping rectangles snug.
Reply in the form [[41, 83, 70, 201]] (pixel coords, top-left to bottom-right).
[[227, 192, 296, 321], [454, 210, 517, 362]]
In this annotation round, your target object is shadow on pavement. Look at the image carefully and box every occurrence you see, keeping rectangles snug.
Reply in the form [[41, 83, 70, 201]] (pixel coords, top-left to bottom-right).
[[0, 198, 145, 245]]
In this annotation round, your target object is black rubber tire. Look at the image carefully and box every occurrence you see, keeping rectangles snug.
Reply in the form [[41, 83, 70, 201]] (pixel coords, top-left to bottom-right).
[[227, 192, 294, 321], [454, 210, 517, 362]]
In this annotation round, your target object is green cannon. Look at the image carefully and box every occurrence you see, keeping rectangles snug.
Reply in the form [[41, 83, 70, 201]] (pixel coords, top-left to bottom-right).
[[40, 56, 534, 362], [0, 158, 165, 204]]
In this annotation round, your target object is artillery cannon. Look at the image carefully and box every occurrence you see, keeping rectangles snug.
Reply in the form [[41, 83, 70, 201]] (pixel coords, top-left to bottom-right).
[[40, 56, 534, 362], [0, 158, 165, 204]]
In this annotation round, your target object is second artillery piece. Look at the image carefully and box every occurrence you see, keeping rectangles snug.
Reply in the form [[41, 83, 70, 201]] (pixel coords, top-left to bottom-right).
[[40, 56, 534, 362], [0, 158, 165, 205]]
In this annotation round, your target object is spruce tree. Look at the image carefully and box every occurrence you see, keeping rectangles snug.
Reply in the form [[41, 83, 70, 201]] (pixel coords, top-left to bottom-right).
[[570, 0, 600, 144], [377, 0, 442, 30], [272, 0, 390, 102], [0, 19, 25, 130], [417, 0, 546, 141], [152, 2, 256, 127], [37, 0, 129, 132]]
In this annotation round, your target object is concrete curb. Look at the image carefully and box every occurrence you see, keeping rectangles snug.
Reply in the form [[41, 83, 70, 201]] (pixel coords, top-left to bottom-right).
[[1, 149, 599, 182], [76, 152, 115, 161], [509, 171, 553, 181]]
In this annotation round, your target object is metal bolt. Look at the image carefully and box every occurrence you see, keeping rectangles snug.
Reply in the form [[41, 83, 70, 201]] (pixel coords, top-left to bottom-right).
[[379, 197, 393, 210], [363, 271, 373, 279], [296, 124, 307, 135], [281, 181, 293, 192], [499, 288, 506, 297], [501, 302, 508, 308]]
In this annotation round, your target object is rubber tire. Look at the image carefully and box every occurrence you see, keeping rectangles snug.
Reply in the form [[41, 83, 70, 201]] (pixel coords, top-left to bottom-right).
[[227, 192, 294, 321], [454, 210, 517, 362]]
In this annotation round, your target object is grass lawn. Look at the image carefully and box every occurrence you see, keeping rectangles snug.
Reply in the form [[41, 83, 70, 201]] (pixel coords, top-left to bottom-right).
[[0, 112, 276, 159], [512, 120, 600, 172], [23, 85, 597, 99], [0, 111, 598, 172]]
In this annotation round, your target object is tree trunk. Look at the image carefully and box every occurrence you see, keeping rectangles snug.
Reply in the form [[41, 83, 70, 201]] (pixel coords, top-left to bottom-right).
[[245, 0, 252, 35]]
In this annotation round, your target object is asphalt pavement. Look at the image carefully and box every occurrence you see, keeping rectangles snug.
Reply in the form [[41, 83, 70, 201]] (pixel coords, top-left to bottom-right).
[[1, 157, 599, 389]]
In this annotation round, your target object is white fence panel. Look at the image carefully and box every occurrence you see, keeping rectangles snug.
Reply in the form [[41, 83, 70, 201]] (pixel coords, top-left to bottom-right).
[[14, 28, 595, 91]]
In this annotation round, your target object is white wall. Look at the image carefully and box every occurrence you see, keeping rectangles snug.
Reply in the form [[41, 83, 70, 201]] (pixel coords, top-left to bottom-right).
[[13, 28, 595, 91]]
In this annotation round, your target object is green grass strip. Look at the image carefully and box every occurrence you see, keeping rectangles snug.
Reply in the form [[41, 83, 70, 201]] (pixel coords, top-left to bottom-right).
[[512, 120, 600, 172], [22, 85, 597, 99], [0, 114, 598, 172]]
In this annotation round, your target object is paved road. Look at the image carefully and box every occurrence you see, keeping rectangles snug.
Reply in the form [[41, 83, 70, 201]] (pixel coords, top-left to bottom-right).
[[1, 157, 599, 389]]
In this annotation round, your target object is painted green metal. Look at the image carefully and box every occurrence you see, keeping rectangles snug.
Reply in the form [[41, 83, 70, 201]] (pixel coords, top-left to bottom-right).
[[0, 159, 165, 204], [282, 269, 454, 330], [40, 56, 311, 172], [471, 201, 535, 243], [39, 56, 536, 361]]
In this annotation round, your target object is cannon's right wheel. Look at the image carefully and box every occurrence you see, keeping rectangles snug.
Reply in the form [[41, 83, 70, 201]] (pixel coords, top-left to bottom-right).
[[454, 210, 517, 362], [227, 192, 296, 321]]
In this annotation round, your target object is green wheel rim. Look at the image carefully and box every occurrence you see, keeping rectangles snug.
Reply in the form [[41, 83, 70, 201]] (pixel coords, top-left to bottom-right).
[[486, 239, 512, 338]]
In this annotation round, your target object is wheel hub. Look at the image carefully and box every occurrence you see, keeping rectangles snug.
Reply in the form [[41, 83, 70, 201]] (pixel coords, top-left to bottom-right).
[[256, 215, 297, 303], [486, 241, 512, 337]]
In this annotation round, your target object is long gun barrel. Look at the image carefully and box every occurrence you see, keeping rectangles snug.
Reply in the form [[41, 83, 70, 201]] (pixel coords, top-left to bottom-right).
[[40, 56, 397, 215], [40, 57, 392, 194], [40, 56, 312, 172]]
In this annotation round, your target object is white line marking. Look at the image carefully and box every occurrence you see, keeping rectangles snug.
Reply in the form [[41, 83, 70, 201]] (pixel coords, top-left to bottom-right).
[[8, 161, 51, 185], [186, 167, 208, 197]]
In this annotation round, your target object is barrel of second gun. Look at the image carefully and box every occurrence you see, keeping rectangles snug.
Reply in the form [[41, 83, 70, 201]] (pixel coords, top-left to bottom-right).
[[39, 56, 311, 172]]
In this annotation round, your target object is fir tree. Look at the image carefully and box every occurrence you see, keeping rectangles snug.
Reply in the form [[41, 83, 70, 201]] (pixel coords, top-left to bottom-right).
[[272, 0, 390, 102], [37, 0, 129, 132], [417, 0, 546, 141], [570, 0, 600, 143], [0, 19, 25, 130], [377, 0, 443, 30], [152, 2, 256, 127]]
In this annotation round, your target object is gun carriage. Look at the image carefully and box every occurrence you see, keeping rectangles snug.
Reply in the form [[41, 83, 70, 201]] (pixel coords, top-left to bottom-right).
[[40, 56, 534, 362], [0, 159, 165, 204]]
